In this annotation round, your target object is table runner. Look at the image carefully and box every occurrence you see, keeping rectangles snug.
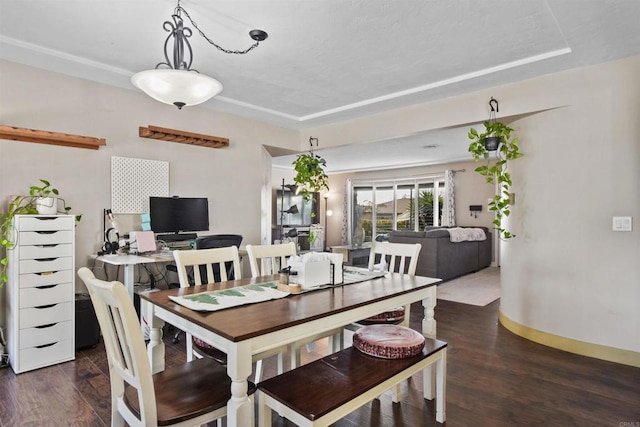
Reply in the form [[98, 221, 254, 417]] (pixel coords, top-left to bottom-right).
[[168, 268, 387, 312], [342, 267, 386, 284], [168, 281, 289, 312]]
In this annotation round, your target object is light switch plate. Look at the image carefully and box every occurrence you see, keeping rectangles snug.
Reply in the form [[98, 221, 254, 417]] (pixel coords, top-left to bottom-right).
[[612, 216, 633, 231]]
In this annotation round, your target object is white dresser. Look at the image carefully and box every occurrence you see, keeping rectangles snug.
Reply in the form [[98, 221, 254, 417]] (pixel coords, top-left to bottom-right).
[[6, 215, 75, 374]]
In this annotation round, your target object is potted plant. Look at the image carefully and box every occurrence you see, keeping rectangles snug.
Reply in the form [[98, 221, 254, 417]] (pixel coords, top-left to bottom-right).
[[292, 137, 329, 206], [468, 120, 522, 240], [0, 179, 81, 286]]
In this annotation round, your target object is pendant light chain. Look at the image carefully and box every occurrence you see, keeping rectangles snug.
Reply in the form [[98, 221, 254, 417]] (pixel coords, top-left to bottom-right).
[[176, 5, 263, 55]]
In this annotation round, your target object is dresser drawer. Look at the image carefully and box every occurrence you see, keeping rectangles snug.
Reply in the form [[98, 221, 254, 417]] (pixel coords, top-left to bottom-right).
[[19, 321, 73, 349], [19, 270, 74, 289], [18, 230, 74, 246], [20, 302, 73, 328], [19, 283, 72, 309], [18, 216, 74, 231], [19, 257, 72, 274], [17, 340, 74, 373], [19, 244, 73, 260]]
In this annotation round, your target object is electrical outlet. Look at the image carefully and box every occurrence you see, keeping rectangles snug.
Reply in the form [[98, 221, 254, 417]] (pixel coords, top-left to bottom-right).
[[612, 216, 632, 232]]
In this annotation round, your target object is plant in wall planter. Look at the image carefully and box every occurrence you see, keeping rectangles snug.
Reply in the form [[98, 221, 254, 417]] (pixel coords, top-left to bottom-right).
[[468, 98, 523, 240], [0, 179, 81, 286], [292, 137, 330, 209]]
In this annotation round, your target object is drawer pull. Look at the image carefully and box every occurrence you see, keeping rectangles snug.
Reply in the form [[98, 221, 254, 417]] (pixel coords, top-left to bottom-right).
[[34, 304, 57, 309], [35, 323, 57, 329], [34, 217, 58, 221], [39, 244, 59, 248], [34, 258, 57, 262], [35, 342, 57, 349], [36, 271, 59, 276], [36, 284, 58, 290], [35, 230, 57, 234]]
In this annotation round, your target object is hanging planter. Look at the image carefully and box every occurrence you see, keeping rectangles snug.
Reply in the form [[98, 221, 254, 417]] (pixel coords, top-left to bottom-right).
[[292, 137, 329, 206], [483, 136, 501, 151], [468, 98, 523, 240]]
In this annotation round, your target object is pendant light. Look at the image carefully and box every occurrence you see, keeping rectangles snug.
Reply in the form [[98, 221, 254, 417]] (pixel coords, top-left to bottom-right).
[[131, 0, 267, 109]]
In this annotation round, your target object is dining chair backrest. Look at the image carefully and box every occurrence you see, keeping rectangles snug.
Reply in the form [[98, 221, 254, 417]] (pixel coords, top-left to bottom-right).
[[246, 242, 297, 278], [173, 246, 242, 287], [367, 241, 422, 276], [195, 234, 243, 282], [77, 267, 158, 426]]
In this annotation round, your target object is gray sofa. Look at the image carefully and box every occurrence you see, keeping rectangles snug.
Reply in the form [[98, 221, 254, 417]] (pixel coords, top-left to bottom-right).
[[388, 226, 492, 281]]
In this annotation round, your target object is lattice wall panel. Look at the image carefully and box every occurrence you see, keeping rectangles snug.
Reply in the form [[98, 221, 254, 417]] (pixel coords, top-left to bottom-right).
[[111, 156, 169, 213]]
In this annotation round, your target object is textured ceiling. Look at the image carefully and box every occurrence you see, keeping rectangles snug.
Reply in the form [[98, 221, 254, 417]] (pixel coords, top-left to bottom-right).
[[2, 0, 640, 171]]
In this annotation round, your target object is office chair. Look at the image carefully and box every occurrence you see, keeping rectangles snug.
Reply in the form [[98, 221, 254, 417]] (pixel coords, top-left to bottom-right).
[[170, 234, 243, 344], [195, 234, 243, 282]]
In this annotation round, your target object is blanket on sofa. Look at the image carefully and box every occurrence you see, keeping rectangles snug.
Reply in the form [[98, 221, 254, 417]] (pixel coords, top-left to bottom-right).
[[448, 227, 487, 242]]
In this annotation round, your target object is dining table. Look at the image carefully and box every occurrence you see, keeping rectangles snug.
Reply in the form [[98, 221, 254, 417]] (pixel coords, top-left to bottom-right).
[[140, 271, 441, 427]]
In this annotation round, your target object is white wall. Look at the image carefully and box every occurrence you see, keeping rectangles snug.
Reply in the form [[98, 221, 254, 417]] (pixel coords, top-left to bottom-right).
[[0, 60, 300, 312], [500, 57, 640, 354]]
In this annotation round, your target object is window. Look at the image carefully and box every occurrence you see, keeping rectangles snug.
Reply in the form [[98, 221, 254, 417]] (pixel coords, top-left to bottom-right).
[[349, 176, 445, 244]]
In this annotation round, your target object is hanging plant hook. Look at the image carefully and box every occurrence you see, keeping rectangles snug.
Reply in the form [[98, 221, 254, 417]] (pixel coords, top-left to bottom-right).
[[489, 97, 499, 113], [488, 97, 499, 126], [309, 137, 318, 155]]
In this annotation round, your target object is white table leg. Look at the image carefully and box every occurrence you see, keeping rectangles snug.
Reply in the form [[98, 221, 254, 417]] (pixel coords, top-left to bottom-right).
[[227, 341, 255, 427], [435, 349, 447, 423], [143, 299, 165, 374], [422, 287, 437, 399], [123, 263, 135, 301]]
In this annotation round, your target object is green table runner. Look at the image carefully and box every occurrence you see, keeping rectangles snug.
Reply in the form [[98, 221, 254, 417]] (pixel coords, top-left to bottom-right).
[[169, 281, 289, 312]]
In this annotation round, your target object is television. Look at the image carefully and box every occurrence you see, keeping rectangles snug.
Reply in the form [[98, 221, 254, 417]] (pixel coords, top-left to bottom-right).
[[149, 197, 209, 238]]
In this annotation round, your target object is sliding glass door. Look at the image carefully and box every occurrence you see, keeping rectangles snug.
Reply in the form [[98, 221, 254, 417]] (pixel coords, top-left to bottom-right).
[[349, 176, 445, 244]]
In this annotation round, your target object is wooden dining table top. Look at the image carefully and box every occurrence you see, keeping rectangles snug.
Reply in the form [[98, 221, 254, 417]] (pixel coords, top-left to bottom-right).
[[140, 273, 441, 342]]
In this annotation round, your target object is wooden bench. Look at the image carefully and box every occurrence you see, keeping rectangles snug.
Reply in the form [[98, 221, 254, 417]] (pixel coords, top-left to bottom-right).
[[257, 337, 447, 426]]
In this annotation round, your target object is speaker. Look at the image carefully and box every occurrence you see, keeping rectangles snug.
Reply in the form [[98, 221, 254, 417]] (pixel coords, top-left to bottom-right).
[[75, 293, 100, 350]]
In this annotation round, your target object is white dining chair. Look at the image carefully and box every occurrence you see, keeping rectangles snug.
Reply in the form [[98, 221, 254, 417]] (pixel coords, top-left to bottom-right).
[[246, 241, 297, 277], [342, 241, 422, 401], [350, 240, 422, 328], [246, 242, 344, 369], [244, 242, 298, 375], [77, 267, 255, 427], [173, 246, 285, 383]]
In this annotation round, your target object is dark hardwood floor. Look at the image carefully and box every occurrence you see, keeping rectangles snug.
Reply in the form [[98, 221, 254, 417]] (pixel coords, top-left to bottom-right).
[[1, 298, 638, 426]]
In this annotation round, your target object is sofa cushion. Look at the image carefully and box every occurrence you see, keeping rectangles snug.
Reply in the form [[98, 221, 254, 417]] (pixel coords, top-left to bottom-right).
[[390, 230, 427, 238], [425, 229, 450, 238]]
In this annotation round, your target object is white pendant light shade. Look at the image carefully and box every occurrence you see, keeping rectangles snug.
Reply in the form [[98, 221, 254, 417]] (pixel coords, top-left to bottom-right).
[[131, 69, 223, 109]]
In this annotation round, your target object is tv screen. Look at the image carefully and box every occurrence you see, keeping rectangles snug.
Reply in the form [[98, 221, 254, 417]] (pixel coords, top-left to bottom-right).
[[149, 197, 209, 234]]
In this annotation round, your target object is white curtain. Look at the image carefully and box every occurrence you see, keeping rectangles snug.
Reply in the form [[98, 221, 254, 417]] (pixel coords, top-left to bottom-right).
[[342, 179, 350, 245], [443, 169, 456, 226]]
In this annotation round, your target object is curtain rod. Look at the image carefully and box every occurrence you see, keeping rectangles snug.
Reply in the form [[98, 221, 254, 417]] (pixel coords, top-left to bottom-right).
[[349, 168, 465, 185]]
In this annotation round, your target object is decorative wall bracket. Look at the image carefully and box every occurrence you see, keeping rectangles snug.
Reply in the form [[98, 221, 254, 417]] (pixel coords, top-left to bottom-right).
[[0, 125, 106, 150], [138, 125, 229, 149]]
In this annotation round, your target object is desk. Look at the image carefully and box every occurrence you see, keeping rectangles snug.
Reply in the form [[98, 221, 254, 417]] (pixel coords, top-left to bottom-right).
[[141, 273, 441, 427], [96, 254, 173, 300], [97, 250, 248, 300]]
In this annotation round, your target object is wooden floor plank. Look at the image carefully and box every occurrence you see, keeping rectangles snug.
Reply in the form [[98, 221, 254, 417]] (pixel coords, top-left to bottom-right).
[[0, 295, 638, 426]]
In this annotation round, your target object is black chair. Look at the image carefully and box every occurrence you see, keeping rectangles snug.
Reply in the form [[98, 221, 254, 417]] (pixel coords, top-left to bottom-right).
[[170, 234, 243, 344], [194, 234, 243, 283]]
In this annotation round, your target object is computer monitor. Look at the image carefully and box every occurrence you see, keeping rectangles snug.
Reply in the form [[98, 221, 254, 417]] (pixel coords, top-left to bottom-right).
[[149, 196, 209, 238]]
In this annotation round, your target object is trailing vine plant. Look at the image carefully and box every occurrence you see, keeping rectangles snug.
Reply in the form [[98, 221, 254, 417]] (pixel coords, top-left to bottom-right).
[[292, 137, 329, 206], [468, 98, 522, 240], [0, 179, 81, 286]]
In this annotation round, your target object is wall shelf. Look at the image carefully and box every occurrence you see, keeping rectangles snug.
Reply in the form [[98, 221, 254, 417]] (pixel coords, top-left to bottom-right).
[[139, 125, 229, 149], [0, 125, 106, 150]]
